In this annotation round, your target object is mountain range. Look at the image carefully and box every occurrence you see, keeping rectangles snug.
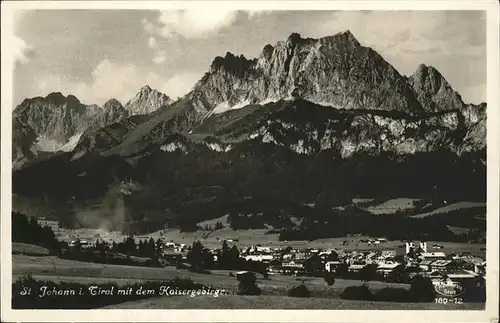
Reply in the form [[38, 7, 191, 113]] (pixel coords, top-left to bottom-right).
[[12, 31, 487, 239], [12, 85, 172, 169]]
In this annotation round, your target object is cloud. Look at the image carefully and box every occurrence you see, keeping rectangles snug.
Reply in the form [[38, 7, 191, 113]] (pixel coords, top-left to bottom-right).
[[143, 10, 271, 40], [155, 10, 238, 39], [316, 11, 485, 64], [147, 36, 166, 64], [34, 59, 202, 105], [141, 10, 272, 65], [160, 72, 202, 99], [148, 36, 158, 49], [152, 50, 166, 64], [142, 18, 157, 35], [12, 36, 33, 67]]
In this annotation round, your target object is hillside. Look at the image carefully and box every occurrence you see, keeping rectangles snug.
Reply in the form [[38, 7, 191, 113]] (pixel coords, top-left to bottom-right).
[[11, 30, 486, 242]]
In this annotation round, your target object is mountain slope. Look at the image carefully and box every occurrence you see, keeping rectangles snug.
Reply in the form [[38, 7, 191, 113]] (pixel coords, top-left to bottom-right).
[[12, 87, 173, 168], [11, 30, 487, 238], [94, 31, 436, 157], [13, 93, 102, 144], [408, 64, 466, 112], [125, 85, 173, 115]]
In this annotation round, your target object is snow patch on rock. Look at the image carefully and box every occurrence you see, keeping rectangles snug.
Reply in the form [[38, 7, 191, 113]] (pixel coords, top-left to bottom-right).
[[206, 142, 232, 152], [160, 142, 187, 153]]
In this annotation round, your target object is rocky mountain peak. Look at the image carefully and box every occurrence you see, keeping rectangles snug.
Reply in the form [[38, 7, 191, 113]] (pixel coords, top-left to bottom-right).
[[103, 98, 124, 111], [140, 84, 153, 93], [45, 92, 67, 104], [209, 52, 255, 76], [408, 63, 465, 112], [317, 30, 361, 50], [192, 30, 424, 118], [259, 44, 275, 61], [286, 32, 302, 45], [411, 64, 447, 95], [124, 86, 173, 115]]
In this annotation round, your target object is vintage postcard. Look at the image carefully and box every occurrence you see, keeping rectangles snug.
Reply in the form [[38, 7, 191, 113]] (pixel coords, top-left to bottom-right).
[[1, 1, 499, 322]]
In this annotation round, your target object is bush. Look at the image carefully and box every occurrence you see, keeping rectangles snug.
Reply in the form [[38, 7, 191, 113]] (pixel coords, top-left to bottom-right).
[[237, 273, 261, 296], [374, 288, 413, 302], [340, 284, 374, 301], [410, 275, 436, 302], [324, 272, 336, 286], [287, 284, 310, 298]]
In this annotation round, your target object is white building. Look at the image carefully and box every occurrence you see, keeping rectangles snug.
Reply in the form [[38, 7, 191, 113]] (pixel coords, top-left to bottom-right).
[[325, 261, 342, 272], [376, 263, 401, 277], [422, 252, 446, 260], [244, 254, 274, 262], [405, 241, 427, 254], [36, 217, 59, 232]]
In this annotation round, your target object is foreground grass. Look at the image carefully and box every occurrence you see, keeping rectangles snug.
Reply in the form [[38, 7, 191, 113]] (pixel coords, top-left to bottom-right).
[[13, 255, 409, 297], [12, 243, 50, 256], [104, 295, 485, 310]]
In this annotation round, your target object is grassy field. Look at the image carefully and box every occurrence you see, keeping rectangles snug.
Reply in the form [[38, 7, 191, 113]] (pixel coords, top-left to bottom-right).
[[50, 224, 486, 258], [13, 255, 409, 297], [410, 201, 486, 218], [12, 243, 50, 256], [12, 255, 485, 310], [104, 295, 485, 310], [364, 198, 421, 215]]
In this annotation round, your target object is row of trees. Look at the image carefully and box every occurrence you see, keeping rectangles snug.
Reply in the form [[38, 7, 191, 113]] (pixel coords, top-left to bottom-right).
[[186, 240, 268, 275], [12, 212, 60, 253], [330, 263, 411, 284], [277, 204, 485, 242]]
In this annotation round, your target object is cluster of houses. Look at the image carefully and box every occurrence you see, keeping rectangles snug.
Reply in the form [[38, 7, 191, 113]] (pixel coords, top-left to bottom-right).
[[404, 241, 486, 287], [36, 217, 60, 232], [56, 224, 486, 287]]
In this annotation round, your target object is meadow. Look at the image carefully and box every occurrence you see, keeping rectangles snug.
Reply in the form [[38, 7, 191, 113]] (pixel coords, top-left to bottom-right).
[[104, 294, 484, 310], [13, 254, 409, 297]]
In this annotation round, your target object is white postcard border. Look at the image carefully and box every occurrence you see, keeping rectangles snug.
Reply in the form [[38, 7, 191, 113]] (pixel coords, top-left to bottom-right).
[[1, 1, 499, 322]]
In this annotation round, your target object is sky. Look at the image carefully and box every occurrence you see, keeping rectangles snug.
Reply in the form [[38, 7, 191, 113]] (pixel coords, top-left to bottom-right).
[[12, 10, 487, 107]]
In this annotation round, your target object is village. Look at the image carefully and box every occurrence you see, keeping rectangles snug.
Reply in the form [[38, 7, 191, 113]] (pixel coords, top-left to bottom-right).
[[37, 216, 486, 291]]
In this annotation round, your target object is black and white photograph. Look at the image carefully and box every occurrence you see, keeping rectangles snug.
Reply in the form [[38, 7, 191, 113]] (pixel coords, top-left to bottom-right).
[[1, 1, 499, 322]]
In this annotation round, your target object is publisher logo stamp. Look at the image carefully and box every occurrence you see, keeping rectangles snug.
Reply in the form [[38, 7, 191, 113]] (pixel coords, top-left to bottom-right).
[[434, 281, 466, 297]]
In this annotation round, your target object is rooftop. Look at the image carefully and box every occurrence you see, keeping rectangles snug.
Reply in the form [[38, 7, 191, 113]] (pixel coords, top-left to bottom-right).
[[430, 260, 453, 267], [377, 263, 400, 270], [422, 252, 446, 258]]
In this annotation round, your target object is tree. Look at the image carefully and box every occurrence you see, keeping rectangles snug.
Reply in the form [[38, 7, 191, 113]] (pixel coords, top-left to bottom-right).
[[340, 284, 374, 301], [387, 265, 410, 283], [288, 284, 310, 298], [214, 221, 224, 230], [123, 236, 137, 255], [237, 273, 261, 296], [187, 241, 205, 269], [326, 251, 339, 261], [324, 272, 336, 286], [73, 239, 82, 253], [394, 254, 405, 263], [111, 241, 118, 253], [359, 264, 378, 282], [218, 240, 231, 269], [335, 263, 349, 278], [96, 240, 106, 258], [201, 249, 215, 270], [228, 245, 241, 269], [410, 275, 436, 302]]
